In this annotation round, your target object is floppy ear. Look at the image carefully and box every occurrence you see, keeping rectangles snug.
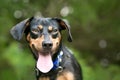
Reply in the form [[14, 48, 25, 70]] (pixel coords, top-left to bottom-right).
[[10, 17, 33, 41], [53, 18, 73, 42]]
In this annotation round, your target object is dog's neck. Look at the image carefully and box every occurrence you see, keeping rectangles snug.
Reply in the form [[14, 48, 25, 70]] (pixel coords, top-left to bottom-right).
[[52, 50, 63, 70], [52, 42, 62, 60]]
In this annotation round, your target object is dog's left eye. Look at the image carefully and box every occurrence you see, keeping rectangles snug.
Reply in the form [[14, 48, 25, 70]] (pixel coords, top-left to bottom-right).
[[53, 29, 58, 32], [52, 29, 58, 38]]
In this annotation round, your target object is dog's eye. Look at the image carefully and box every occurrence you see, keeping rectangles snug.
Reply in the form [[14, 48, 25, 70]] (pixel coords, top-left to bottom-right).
[[52, 29, 58, 38], [32, 29, 39, 34], [53, 29, 58, 32], [31, 29, 40, 39]]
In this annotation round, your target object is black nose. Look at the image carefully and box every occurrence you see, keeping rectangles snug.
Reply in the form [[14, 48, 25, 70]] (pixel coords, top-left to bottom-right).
[[42, 41, 53, 49]]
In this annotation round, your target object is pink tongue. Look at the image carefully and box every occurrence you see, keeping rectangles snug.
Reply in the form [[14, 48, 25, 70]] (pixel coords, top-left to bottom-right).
[[37, 53, 53, 73]]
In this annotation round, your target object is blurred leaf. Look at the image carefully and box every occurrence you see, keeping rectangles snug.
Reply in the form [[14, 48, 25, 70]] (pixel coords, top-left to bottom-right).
[[2, 42, 35, 80]]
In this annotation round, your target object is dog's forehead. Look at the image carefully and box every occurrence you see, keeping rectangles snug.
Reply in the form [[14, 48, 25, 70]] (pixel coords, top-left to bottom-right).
[[30, 18, 59, 29]]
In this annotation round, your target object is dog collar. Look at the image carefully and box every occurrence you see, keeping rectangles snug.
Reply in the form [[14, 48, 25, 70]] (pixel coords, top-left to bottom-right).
[[52, 50, 63, 70]]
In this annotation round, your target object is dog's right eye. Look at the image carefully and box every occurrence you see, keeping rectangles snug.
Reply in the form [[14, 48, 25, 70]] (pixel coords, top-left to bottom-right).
[[30, 29, 40, 39], [31, 29, 39, 34], [52, 29, 59, 38]]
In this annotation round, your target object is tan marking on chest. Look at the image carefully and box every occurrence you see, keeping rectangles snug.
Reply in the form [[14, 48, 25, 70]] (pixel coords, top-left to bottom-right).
[[57, 71, 74, 80], [39, 77, 50, 80]]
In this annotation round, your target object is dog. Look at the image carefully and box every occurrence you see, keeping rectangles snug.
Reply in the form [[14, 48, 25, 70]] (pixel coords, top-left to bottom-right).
[[10, 17, 83, 80]]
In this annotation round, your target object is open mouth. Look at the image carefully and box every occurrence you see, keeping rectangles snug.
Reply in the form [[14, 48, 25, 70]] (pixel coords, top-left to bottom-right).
[[31, 44, 54, 73], [36, 52, 53, 73]]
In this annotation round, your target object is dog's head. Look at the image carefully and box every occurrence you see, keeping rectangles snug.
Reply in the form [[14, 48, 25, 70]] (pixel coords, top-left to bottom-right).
[[10, 17, 72, 73]]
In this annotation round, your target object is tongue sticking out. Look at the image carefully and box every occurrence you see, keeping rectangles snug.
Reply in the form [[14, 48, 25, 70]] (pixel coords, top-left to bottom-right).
[[37, 53, 53, 73]]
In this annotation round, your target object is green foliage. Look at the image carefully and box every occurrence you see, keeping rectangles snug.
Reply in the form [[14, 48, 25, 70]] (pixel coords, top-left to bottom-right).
[[1, 42, 35, 80]]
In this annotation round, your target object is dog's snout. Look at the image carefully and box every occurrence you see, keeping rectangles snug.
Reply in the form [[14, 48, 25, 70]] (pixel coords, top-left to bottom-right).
[[42, 41, 53, 49]]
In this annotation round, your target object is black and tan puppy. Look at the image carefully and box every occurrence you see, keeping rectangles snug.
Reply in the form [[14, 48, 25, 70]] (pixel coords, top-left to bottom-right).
[[10, 17, 83, 80]]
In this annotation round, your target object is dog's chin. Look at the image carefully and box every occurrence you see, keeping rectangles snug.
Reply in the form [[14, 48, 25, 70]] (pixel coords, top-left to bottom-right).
[[37, 49, 52, 56], [32, 47, 58, 60], [37, 48, 57, 56], [39, 51, 51, 56]]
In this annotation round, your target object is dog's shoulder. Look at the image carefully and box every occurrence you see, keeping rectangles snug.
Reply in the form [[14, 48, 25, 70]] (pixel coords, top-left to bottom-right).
[[61, 45, 80, 69], [61, 45, 83, 80]]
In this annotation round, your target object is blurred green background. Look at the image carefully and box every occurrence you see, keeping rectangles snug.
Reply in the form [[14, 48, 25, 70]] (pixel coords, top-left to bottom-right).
[[0, 0, 120, 80]]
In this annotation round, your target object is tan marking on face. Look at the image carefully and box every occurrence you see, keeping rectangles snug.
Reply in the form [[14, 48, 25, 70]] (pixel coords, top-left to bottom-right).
[[25, 21, 30, 26], [57, 71, 74, 80], [26, 33, 44, 52], [50, 32, 61, 54], [26, 33, 30, 42], [38, 25, 43, 30], [60, 21, 66, 30], [26, 31, 61, 54], [48, 26, 53, 32], [39, 77, 50, 80]]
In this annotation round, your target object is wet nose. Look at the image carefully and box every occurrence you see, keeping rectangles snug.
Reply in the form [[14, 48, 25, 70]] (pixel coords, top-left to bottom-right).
[[42, 41, 53, 49]]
